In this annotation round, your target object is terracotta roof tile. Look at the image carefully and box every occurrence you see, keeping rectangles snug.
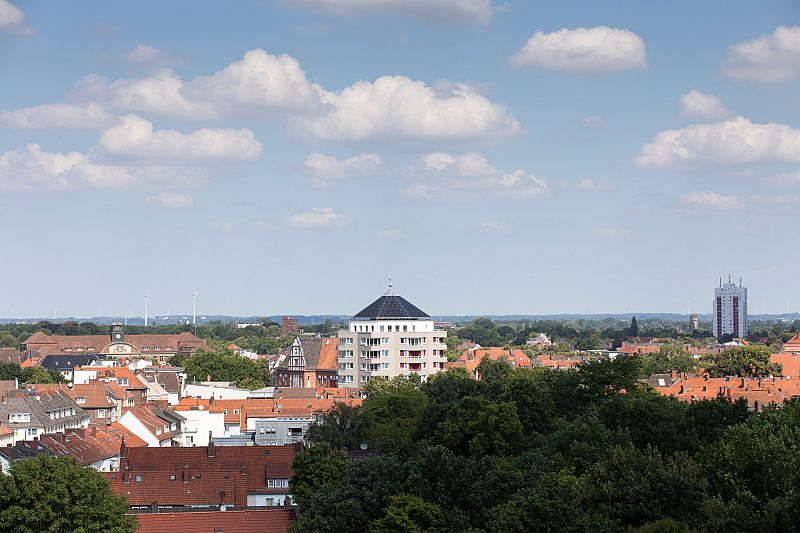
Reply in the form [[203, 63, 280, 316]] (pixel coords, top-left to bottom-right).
[[133, 508, 294, 533]]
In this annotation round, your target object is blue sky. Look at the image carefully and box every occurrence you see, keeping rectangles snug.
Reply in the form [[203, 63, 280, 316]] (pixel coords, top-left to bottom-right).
[[0, 0, 798, 318]]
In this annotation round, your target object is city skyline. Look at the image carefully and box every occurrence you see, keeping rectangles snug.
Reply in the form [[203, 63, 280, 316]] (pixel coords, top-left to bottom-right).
[[1, 1, 798, 316]]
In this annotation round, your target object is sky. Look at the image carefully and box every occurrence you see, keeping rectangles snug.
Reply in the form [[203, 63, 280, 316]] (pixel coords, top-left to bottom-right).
[[0, 0, 799, 318]]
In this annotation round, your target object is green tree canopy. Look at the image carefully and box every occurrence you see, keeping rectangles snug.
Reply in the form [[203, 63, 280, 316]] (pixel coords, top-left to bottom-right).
[[181, 347, 270, 388], [0, 455, 136, 533], [704, 345, 781, 378]]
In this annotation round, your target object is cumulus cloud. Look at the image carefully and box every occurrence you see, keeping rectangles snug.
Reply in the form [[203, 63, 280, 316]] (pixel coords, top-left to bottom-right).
[[146, 192, 193, 208], [304, 152, 382, 187], [182, 49, 322, 113], [636, 117, 800, 168], [287, 0, 492, 24], [124, 44, 182, 67], [0, 0, 32, 34], [300, 76, 521, 141], [72, 70, 215, 120], [511, 26, 646, 73], [681, 191, 740, 209], [408, 151, 547, 200], [71, 49, 322, 120], [723, 26, 800, 83], [97, 115, 262, 160], [0, 102, 115, 130], [288, 207, 346, 228], [679, 90, 730, 121], [0, 143, 201, 192]]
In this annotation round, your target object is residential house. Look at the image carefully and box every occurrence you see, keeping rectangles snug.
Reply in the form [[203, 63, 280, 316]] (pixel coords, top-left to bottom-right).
[[117, 404, 185, 447], [0, 348, 26, 365], [274, 337, 338, 388], [783, 333, 800, 354], [28, 382, 134, 424], [104, 443, 301, 509], [0, 389, 89, 444], [0, 441, 52, 474], [39, 353, 105, 381], [37, 425, 146, 472], [456, 347, 531, 379]]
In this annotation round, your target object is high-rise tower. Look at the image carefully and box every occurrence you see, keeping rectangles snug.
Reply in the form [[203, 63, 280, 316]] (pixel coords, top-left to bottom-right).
[[713, 276, 747, 339]]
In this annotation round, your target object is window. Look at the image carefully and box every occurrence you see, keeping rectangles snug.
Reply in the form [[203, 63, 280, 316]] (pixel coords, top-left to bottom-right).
[[223, 409, 228, 415], [268, 479, 275, 487], [75, 396, 86, 404], [135, 475, 142, 483], [233, 409, 239, 415], [403, 325, 408, 332], [98, 409, 108, 419], [185, 436, 193, 445], [170, 474, 177, 481], [9, 413, 31, 423], [379, 325, 384, 332]]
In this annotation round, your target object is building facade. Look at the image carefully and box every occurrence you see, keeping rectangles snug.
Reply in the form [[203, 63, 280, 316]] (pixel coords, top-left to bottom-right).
[[337, 286, 447, 387], [281, 317, 299, 335], [273, 337, 338, 388], [713, 277, 747, 339]]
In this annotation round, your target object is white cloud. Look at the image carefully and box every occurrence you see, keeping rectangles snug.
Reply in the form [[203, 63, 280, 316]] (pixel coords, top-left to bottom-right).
[[182, 49, 321, 113], [511, 26, 646, 73], [679, 90, 730, 121], [124, 44, 182, 67], [681, 191, 741, 209], [288, 0, 493, 24], [304, 152, 382, 187], [72, 70, 214, 120], [147, 192, 193, 208], [764, 171, 800, 187], [288, 207, 346, 228], [71, 49, 321, 120], [636, 117, 800, 168], [0, 0, 32, 35], [590, 227, 631, 239], [0, 143, 201, 192], [559, 178, 613, 191], [300, 76, 521, 141], [481, 221, 508, 233], [97, 115, 262, 160], [409, 151, 547, 200], [0, 102, 115, 130], [582, 115, 606, 128], [723, 26, 800, 83]]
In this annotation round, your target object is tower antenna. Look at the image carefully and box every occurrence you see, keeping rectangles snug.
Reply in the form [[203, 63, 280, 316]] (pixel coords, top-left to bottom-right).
[[144, 292, 149, 327]]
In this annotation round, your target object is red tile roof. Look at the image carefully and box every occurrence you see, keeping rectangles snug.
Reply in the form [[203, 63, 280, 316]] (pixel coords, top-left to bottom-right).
[[105, 444, 300, 507], [133, 508, 294, 533], [457, 347, 531, 375], [653, 374, 800, 411], [316, 338, 338, 371], [23, 332, 206, 355], [771, 352, 800, 378]]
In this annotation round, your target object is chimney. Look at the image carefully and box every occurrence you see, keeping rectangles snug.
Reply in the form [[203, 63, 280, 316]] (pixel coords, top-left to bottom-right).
[[119, 436, 127, 459], [91, 425, 97, 437], [207, 438, 216, 458]]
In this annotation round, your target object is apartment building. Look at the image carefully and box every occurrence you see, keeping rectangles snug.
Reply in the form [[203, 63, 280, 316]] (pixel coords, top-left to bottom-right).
[[337, 285, 447, 387]]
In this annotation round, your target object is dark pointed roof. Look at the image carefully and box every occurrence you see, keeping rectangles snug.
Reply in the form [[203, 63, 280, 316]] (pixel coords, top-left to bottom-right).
[[353, 289, 430, 320]]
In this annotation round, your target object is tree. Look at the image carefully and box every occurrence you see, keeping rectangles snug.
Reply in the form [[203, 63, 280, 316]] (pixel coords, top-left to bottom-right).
[[0, 455, 136, 533], [640, 343, 697, 376], [630, 316, 640, 337], [0, 333, 18, 348], [368, 494, 447, 533], [290, 444, 349, 508], [181, 348, 270, 387], [703, 345, 781, 378], [306, 402, 372, 450], [21, 366, 65, 384], [363, 375, 427, 449]]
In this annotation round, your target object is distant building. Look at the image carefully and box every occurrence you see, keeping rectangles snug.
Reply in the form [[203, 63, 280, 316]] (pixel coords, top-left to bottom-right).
[[273, 337, 338, 388], [689, 313, 700, 332], [712, 276, 747, 339], [526, 333, 552, 348], [21, 324, 206, 365], [336, 284, 448, 387], [281, 317, 299, 335]]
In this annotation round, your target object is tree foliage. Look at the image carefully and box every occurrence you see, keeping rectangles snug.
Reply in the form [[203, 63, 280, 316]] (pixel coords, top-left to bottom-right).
[[704, 345, 782, 378], [0, 455, 136, 533], [180, 347, 270, 388]]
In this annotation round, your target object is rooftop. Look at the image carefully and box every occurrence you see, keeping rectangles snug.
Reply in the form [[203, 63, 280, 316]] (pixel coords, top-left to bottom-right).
[[353, 286, 430, 320]]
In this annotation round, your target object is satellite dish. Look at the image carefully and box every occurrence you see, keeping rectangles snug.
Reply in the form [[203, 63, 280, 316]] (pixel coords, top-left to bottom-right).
[[359, 442, 368, 451]]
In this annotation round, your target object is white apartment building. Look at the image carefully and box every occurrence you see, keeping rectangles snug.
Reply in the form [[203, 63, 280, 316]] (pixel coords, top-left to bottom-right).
[[713, 276, 747, 339], [337, 286, 447, 387]]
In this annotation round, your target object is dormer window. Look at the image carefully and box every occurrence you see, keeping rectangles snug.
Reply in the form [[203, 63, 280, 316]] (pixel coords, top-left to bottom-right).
[[76, 396, 86, 404]]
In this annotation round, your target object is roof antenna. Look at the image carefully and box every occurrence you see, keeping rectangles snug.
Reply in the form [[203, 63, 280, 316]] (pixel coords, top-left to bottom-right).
[[386, 278, 394, 296]]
